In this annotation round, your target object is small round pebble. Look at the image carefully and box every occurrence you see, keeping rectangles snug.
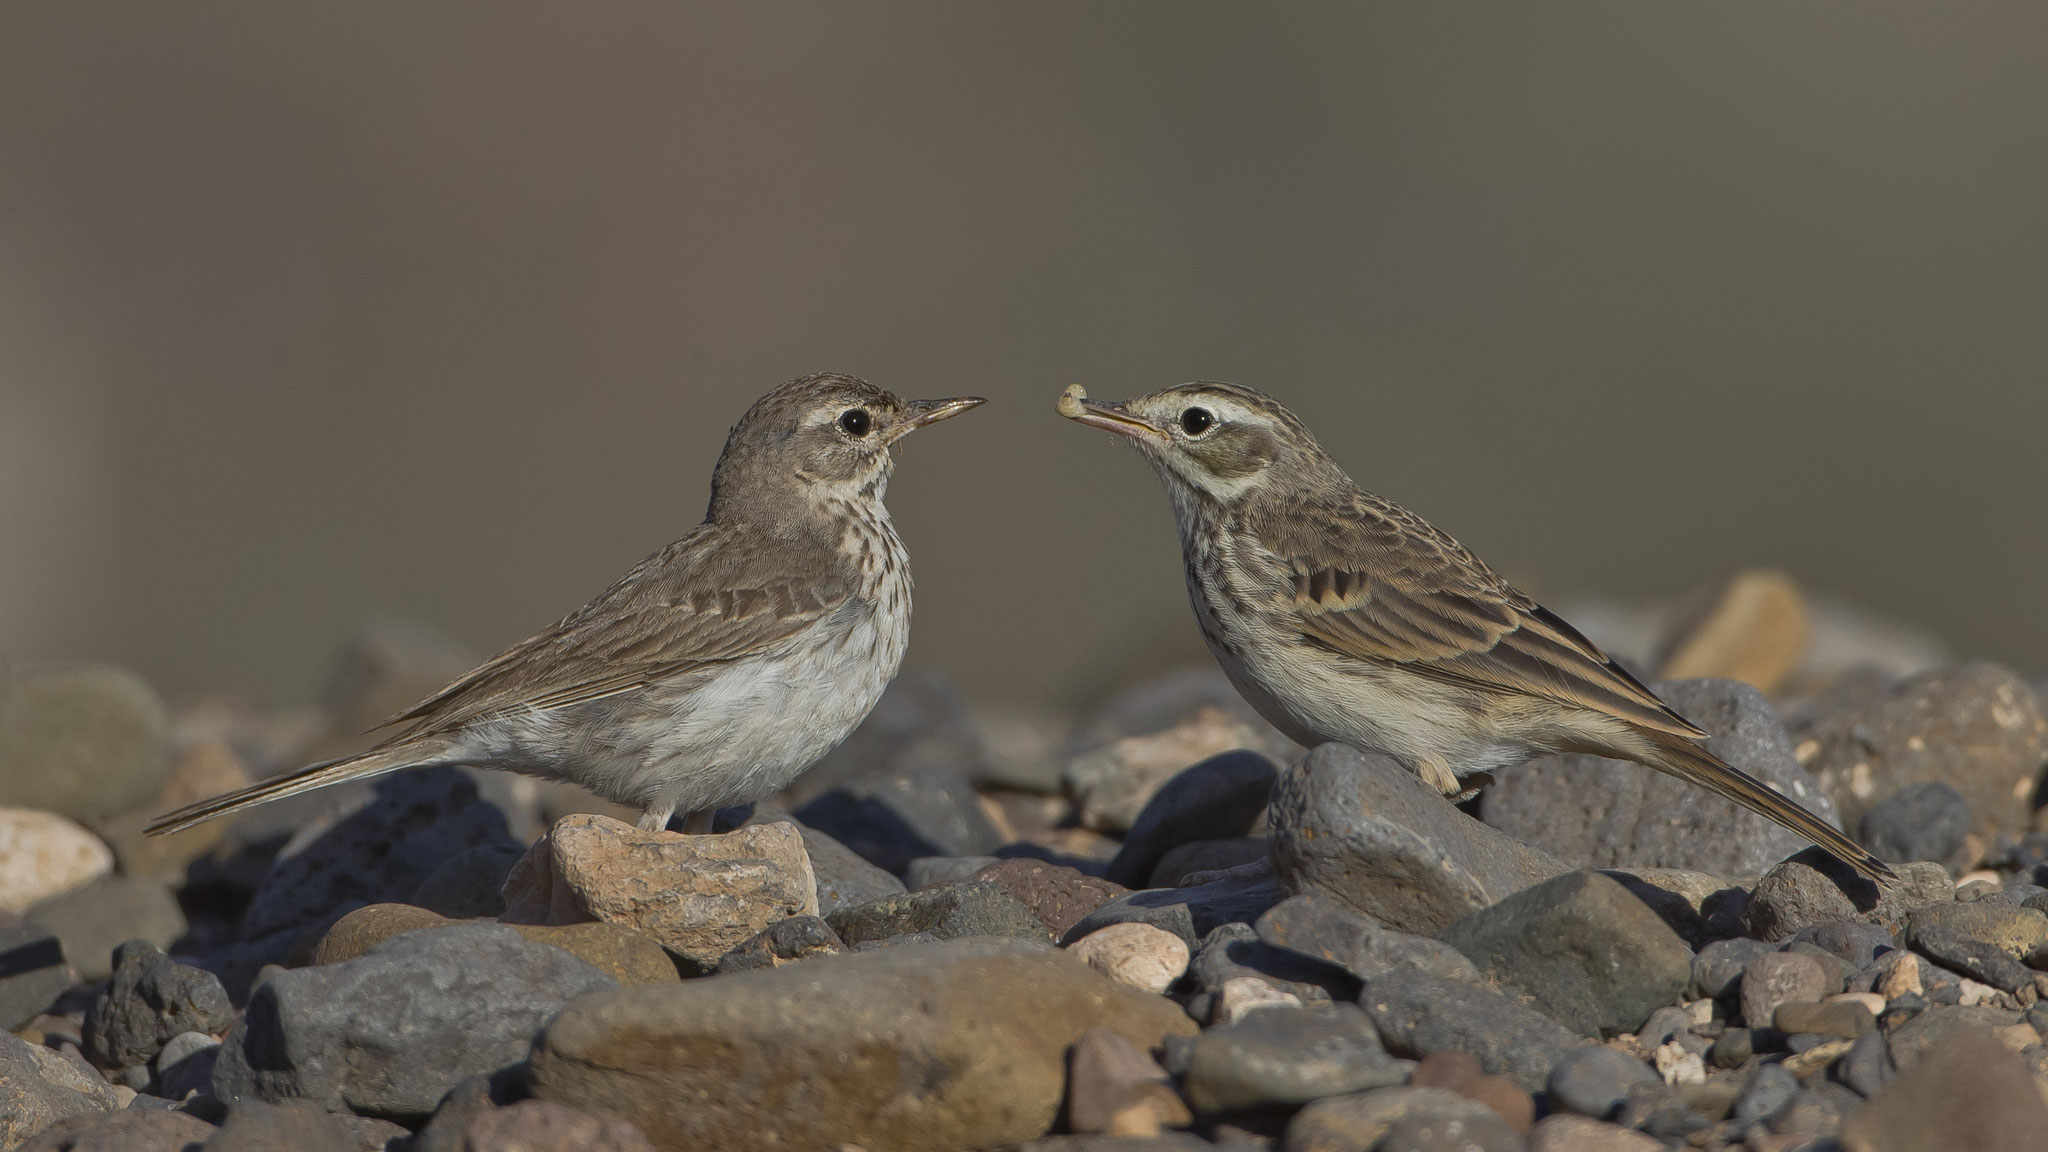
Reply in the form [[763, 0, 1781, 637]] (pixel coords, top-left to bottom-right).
[[1546, 1045, 1659, 1120], [1066, 922, 1189, 994]]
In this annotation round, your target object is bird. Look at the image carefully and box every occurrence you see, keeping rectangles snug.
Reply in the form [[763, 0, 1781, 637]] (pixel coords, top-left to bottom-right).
[[1057, 381, 1893, 883], [148, 374, 984, 838]]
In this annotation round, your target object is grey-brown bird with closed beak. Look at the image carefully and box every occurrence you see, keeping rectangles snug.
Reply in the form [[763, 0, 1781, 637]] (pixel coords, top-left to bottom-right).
[[1059, 382, 1892, 883], [149, 374, 983, 837]]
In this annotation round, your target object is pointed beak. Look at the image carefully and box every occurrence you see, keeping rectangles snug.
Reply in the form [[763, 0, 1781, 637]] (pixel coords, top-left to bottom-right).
[[1055, 384, 1166, 444], [893, 396, 986, 441]]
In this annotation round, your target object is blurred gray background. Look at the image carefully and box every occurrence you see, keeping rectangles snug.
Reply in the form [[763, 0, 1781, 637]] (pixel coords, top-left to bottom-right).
[[2, 2, 2043, 710]]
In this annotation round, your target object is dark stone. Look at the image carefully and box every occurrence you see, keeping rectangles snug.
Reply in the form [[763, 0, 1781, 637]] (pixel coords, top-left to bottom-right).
[[1734, 1062, 1797, 1127], [1268, 744, 1568, 936], [1709, 1028, 1753, 1069], [1842, 1027, 2048, 1152], [1544, 1044, 1659, 1120], [1905, 902, 2048, 994], [212, 923, 614, 1118], [1774, 999, 1875, 1038], [407, 840, 525, 919], [1912, 936, 2037, 993], [206, 1099, 408, 1152], [1104, 750, 1278, 888], [0, 1030, 120, 1148], [1739, 849, 1952, 940], [1189, 924, 1351, 1004], [1439, 870, 1693, 1038], [1860, 781, 1972, 864], [1614, 1081, 1707, 1140], [1180, 1004, 1406, 1115], [234, 768, 520, 948], [825, 880, 1050, 946], [1635, 1005, 1693, 1047], [0, 919, 73, 1032], [1283, 1086, 1504, 1152], [1796, 661, 2048, 839], [1255, 894, 1481, 985], [1838, 1029, 1893, 1096], [1148, 839, 1269, 888], [794, 765, 1004, 877], [1483, 678, 1839, 876], [1767, 1082, 1860, 1136], [81, 940, 234, 1070], [1360, 969, 1590, 1094], [1061, 862, 1284, 951], [1691, 937, 1771, 1003], [1791, 919, 1897, 971], [967, 858, 1127, 937], [1886, 1003, 2024, 1072], [714, 915, 846, 973], [1377, 1107, 1523, 1152]]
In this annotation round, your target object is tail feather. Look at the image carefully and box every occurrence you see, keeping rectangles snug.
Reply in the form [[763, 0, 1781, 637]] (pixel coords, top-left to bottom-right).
[[145, 746, 432, 837], [1643, 734, 1896, 884]]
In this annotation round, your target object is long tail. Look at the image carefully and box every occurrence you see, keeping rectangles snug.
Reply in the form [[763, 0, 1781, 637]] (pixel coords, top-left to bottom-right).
[[145, 745, 436, 837], [1642, 733, 1897, 884]]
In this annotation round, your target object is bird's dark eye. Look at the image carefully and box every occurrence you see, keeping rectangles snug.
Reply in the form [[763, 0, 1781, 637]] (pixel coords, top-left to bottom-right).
[[1180, 407, 1215, 436], [838, 408, 872, 437]]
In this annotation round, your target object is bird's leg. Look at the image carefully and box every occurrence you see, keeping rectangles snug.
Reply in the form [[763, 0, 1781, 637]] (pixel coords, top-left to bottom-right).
[[636, 806, 675, 833], [678, 810, 716, 835]]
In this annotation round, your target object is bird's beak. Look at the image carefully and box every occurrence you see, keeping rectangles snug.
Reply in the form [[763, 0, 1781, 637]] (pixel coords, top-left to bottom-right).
[[892, 396, 986, 442], [1054, 384, 1166, 444]]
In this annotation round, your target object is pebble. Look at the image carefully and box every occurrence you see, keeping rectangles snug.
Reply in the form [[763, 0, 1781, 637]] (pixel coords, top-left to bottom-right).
[[1210, 976, 1304, 1024], [212, 923, 616, 1117], [25, 874, 187, 982], [1064, 1027, 1190, 1137], [1653, 1040, 1704, 1084], [1482, 678, 1839, 877], [1545, 1045, 1660, 1120], [1064, 705, 1273, 834], [1841, 1027, 2048, 1151], [1376, 1107, 1522, 1152], [732, 805, 911, 914], [1860, 780, 1972, 864], [1690, 936, 1771, 1003], [1255, 893, 1480, 985], [437, 1098, 660, 1152], [1741, 949, 1836, 1029], [406, 839, 524, 919], [714, 914, 845, 973], [1439, 869, 1693, 1038], [1267, 743, 1568, 935], [1189, 922, 1351, 1006], [1885, 1003, 2024, 1072], [1876, 951, 1924, 999], [968, 858, 1128, 937], [904, 855, 999, 890], [501, 813, 816, 970], [0, 666, 172, 824], [1102, 749, 1278, 887], [81, 940, 234, 1070], [1180, 1003, 1407, 1115], [1282, 1086, 1502, 1152], [1774, 998, 1876, 1038], [207, 1098, 410, 1152], [1792, 918, 1898, 970], [314, 902, 681, 985], [1796, 661, 2048, 838], [0, 807, 113, 914], [1738, 850, 1951, 940], [151, 1030, 219, 1101], [526, 937, 1194, 1152], [1065, 922, 1189, 993], [1361, 969, 1590, 1093], [827, 879, 1049, 947], [1523, 1114, 1665, 1152]]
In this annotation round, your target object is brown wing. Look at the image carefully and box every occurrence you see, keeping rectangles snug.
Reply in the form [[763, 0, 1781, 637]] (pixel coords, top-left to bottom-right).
[[374, 522, 852, 743], [1247, 492, 1707, 741]]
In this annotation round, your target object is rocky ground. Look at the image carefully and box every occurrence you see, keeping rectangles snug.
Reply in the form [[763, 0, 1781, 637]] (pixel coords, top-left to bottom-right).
[[2, 571, 2047, 1151]]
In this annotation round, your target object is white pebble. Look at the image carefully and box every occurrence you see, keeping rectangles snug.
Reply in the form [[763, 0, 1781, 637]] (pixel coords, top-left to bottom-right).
[[1654, 1041, 1705, 1086], [1066, 922, 1189, 994], [1211, 976, 1302, 1024], [0, 806, 113, 913]]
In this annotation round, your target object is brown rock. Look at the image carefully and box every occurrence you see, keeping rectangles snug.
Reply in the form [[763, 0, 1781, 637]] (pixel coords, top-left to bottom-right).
[[0, 1032, 120, 1148], [14, 1109, 215, 1152], [1066, 922, 1189, 994], [1654, 569, 1810, 693], [1796, 662, 2048, 838], [1065, 1027, 1191, 1137], [1842, 1028, 2048, 1152], [969, 858, 1127, 937], [501, 814, 816, 969], [1456, 1075, 1534, 1134], [456, 1099, 659, 1152], [312, 902, 678, 984], [527, 937, 1197, 1152], [1525, 1114, 1665, 1152]]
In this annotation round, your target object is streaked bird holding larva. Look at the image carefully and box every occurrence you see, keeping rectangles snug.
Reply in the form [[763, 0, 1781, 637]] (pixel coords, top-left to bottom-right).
[[1057, 381, 1893, 883], [149, 373, 983, 837]]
